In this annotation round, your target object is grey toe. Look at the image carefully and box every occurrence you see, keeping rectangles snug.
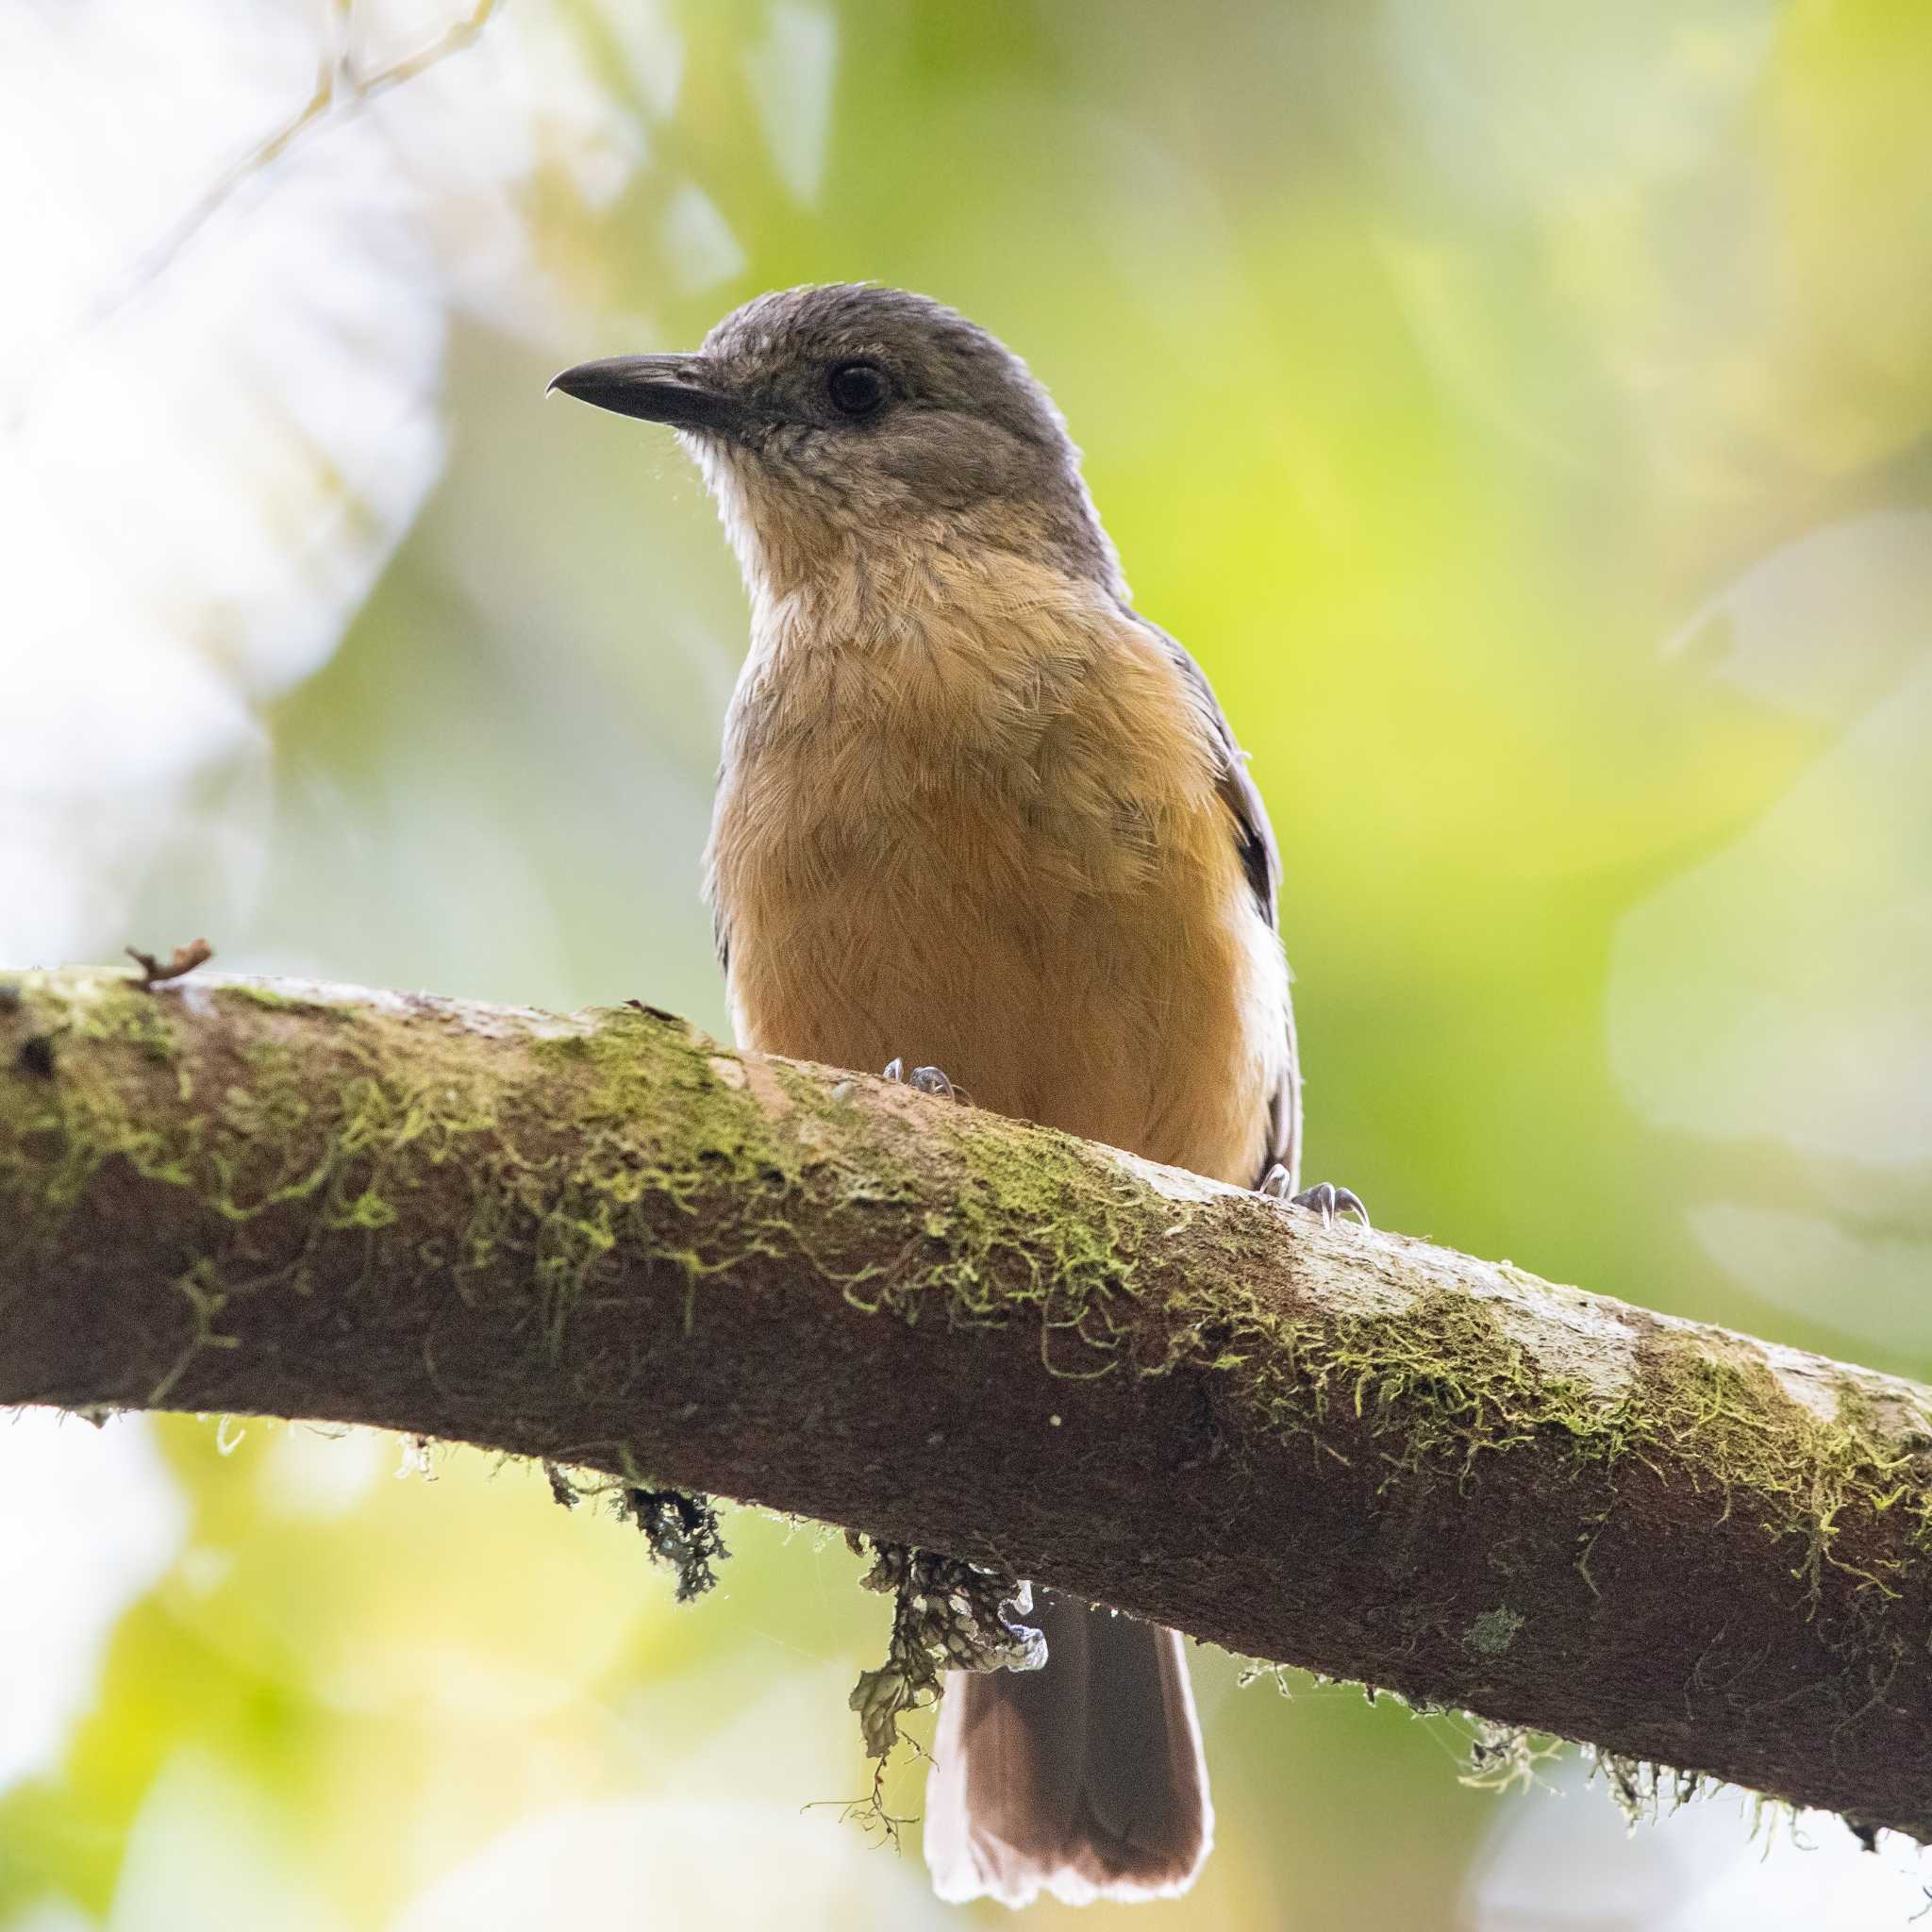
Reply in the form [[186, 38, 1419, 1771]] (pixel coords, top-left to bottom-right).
[[881, 1057, 955, 1099], [1289, 1180, 1371, 1229]]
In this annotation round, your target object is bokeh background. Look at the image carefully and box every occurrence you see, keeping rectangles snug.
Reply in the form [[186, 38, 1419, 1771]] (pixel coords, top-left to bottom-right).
[[4, 0, 1931, 1924]]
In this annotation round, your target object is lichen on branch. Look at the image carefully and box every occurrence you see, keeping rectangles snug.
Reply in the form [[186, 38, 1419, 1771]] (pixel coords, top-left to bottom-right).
[[625, 1486, 730, 1602], [846, 1534, 1045, 1758]]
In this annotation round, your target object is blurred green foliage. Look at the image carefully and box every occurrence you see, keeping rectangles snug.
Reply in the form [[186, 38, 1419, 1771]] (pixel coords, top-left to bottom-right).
[[5, 0, 1931, 1924]]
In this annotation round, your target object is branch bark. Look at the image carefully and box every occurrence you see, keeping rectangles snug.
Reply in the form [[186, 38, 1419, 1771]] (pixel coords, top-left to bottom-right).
[[5, 966, 1931, 1840]]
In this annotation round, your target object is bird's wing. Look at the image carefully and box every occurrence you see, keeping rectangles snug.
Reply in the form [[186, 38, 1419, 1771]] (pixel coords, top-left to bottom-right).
[[1136, 615, 1301, 1190]]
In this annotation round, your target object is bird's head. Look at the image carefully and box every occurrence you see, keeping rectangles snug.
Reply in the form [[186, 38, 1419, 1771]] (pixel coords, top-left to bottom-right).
[[550, 283, 1121, 601]]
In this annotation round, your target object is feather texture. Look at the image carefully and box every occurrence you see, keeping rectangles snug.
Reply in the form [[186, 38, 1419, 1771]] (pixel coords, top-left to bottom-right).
[[709, 549, 1294, 1190]]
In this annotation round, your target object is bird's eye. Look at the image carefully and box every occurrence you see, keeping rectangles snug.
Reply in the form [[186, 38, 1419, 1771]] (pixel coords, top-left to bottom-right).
[[826, 360, 887, 418]]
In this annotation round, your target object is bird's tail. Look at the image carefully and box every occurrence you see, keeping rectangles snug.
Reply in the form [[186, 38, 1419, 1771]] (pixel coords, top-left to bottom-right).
[[924, 1590, 1213, 1908]]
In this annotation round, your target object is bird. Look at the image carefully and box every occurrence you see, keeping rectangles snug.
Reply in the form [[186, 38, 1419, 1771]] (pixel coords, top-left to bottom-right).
[[549, 283, 1364, 1909]]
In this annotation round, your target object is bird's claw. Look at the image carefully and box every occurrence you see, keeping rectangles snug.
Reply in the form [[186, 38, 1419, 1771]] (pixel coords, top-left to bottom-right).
[[1259, 1166, 1370, 1229], [882, 1057, 956, 1099]]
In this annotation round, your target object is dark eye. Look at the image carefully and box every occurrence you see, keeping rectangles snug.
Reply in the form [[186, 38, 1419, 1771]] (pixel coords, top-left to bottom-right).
[[826, 360, 887, 418]]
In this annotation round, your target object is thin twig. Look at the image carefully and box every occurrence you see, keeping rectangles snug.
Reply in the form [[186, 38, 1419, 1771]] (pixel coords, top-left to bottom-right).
[[125, 939, 213, 988], [7, 0, 502, 429]]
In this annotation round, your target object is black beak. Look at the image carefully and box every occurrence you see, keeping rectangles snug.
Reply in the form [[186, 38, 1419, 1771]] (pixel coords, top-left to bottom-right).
[[546, 354, 754, 437]]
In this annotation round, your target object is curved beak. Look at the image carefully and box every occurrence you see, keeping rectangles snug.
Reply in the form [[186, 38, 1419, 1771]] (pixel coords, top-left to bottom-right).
[[546, 354, 753, 436]]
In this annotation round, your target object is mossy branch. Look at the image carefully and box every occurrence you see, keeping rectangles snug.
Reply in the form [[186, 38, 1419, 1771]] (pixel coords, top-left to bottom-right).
[[6, 967, 1932, 1841]]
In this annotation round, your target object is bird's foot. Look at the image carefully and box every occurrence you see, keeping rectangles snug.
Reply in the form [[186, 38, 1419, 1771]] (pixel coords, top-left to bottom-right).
[[1260, 1166, 1371, 1229], [882, 1057, 957, 1099]]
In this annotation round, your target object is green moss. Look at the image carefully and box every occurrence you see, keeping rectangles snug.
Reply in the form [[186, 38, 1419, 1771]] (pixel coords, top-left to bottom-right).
[[1464, 1607, 1525, 1656], [0, 974, 513, 1388], [840, 1122, 1145, 1380], [212, 982, 340, 1016], [67, 974, 182, 1063], [513, 1011, 819, 1354], [1239, 1289, 1926, 1617], [6, 991, 181, 1217], [518, 1015, 1147, 1368], [1252, 1291, 1587, 1482]]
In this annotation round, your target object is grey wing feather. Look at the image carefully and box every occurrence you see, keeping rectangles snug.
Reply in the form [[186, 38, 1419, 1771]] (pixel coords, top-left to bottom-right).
[[1133, 614, 1300, 1191], [708, 767, 732, 974]]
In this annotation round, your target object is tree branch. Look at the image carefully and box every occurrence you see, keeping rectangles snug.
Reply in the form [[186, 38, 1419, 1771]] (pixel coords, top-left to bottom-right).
[[5, 966, 1931, 1840]]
